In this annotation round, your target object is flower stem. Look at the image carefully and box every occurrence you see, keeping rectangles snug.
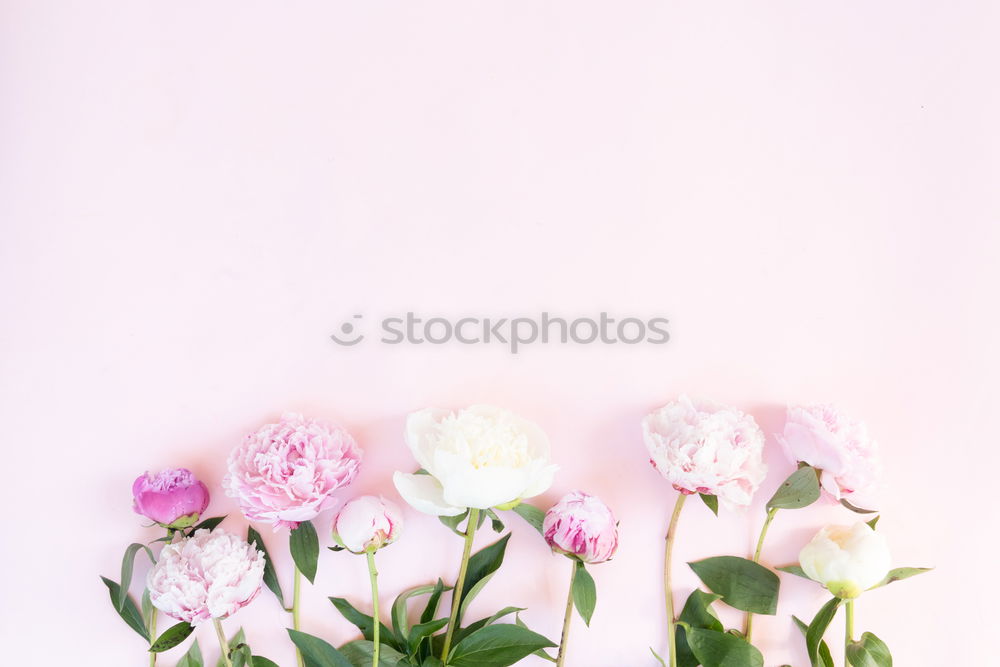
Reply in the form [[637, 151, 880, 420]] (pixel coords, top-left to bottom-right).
[[293, 564, 304, 667], [664, 493, 687, 667], [366, 550, 381, 667], [441, 508, 480, 662], [744, 506, 778, 641], [555, 561, 578, 667], [213, 618, 233, 667], [845, 599, 855, 666], [148, 607, 157, 667]]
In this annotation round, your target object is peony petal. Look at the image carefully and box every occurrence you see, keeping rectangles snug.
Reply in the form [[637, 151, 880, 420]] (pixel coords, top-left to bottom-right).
[[392, 472, 466, 516], [404, 408, 451, 474]]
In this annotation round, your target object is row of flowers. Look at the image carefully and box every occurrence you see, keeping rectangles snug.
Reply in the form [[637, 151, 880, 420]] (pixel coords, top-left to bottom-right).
[[103, 399, 928, 667]]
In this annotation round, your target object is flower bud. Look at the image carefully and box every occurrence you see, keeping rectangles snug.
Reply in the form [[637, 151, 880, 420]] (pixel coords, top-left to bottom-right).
[[542, 491, 619, 564], [333, 495, 404, 554], [799, 522, 890, 599], [132, 468, 210, 529]]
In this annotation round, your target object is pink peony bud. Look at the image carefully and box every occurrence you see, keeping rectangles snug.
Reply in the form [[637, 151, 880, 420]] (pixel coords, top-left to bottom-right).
[[643, 395, 767, 509], [224, 413, 363, 530], [543, 491, 619, 564], [333, 495, 404, 554], [132, 468, 210, 529], [777, 404, 882, 507], [146, 528, 265, 625]]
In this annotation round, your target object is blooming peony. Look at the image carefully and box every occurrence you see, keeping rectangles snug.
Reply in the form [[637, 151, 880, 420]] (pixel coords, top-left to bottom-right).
[[224, 413, 362, 530], [643, 395, 767, 509], [777, 404, 881, 507], [132, 468, 210, 529], [543, 491, 619, 564], [393, 405, 557, 516], [799, 522, 891, 599], [333, 495, 404, 554], [146, 529, 265, 625]]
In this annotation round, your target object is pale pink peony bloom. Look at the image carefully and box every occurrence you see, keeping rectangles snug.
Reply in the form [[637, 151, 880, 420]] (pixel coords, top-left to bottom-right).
[[132, 468, 210, 529], [777, 404, 881, 507], [643, 395, 767, 509], [224, 413, 362, 530], [333, 495, 404, 554], [543, 491, 619, 564], [146, 529, 265, 625]]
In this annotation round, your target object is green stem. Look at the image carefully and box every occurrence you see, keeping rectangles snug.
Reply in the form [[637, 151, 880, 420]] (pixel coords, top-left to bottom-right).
[[744, 506, 778, 641], [441, 508, 480, 662], [293, 564, 304, 667], [664, 493, 687, 667], [555, 561, 578, 667], [845, 599, 855, 666], [213, 618, 233, 667], [367, 550, 381, 667], [148, 607, 157, 667]]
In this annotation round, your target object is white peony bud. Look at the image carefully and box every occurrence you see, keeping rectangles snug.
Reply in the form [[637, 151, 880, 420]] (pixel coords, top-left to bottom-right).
[[798, 522, 891, 599], [333, 495, 404, 554]]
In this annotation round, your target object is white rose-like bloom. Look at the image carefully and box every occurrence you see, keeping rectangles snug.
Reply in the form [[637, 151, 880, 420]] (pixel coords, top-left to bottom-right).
[[799, 522, 891, 599], [146, 529, 265, 625], [393, 405, 557, 516], [333, 495, 404, 553], [643, 395, 767, 509]]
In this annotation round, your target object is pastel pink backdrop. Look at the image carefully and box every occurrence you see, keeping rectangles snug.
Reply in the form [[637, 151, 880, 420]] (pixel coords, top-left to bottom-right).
[[2, 2, 997, 665]]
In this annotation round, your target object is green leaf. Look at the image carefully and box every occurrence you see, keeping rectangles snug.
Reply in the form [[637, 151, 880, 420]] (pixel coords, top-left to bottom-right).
[[420, 579, 451, 625], [458, 534, 511, 619], [678, 625, 764, 667], [337, 640, 407, 667], [117, 543, 155, 611], [776, 564, 809, 580], [421, 658, 444, 667], [571, 563, 596, 626], [100, 576, 149, 641], [287, 629, 353, 667], [847, 632, 892, 667], [840, 498, 878, 514], [688, 556, 780, 615], [868, 567, 932, 590], [451, 606, 526, 646], [216, 629, 245, 667], [866, 515, 880, 530], [290, 520, 320, 584], [329, 597, 399, 651], [806, 598, 842, 667], [407, 618, 449, 657], [439, 510, 471, 537], [485, 509, 505, 533], [176, 640, 204, 667], [251, 658, 281, 667], [230, 644, 252, 667], [675, 590, 723, 667], [510, 503, 545, 535], [767, 466, 821, 510], [448, 624, 556, 667], [141, 588, 154, 636], [699, 493, 719, 516], [150, 621, 195, 652], [188, 515, 227, 533], [392, 583, 437, 644], [248, 526, 285, 606], [793, 616, 834, 667]]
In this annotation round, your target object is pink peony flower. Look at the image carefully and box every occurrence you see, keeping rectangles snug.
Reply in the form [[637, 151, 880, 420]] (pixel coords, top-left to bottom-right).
[[777, 404, 881, 507], [643, 395, 767, 509], [132, 468, 210, 529], [224, 413, 362, 530], [543, 491, 619, 564], [146, 529, 265, 625], [333, 495, 404, 554]]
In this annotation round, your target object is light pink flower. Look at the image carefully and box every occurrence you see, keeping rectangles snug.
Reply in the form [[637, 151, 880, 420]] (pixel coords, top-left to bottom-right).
[[778, 404, 881, 507], [146, 529, 265, 625], [643, 395, 767, 509], [333, 495, 404, 554], [543, 491, 619, 564], [132, 468, 210, 528], [224, 413, 362, 530]]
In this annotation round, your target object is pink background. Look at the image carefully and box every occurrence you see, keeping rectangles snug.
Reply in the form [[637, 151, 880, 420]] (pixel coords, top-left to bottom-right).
[[2, 2, 998, 665]]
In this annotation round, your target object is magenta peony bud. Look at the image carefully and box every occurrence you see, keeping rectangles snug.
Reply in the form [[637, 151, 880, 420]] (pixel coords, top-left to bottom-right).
[[333, 495, 404, 554], [132, 468, 210, 529], [146, 529, 265, 625], [543, 491, 619, 564]]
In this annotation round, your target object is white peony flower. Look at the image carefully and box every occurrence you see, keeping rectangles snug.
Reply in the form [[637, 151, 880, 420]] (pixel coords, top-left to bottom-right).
[[393, 405, 557, 516], [333, 495, 404, 553], [799, 522, 891, 599], [146, 529, 265, 625]]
